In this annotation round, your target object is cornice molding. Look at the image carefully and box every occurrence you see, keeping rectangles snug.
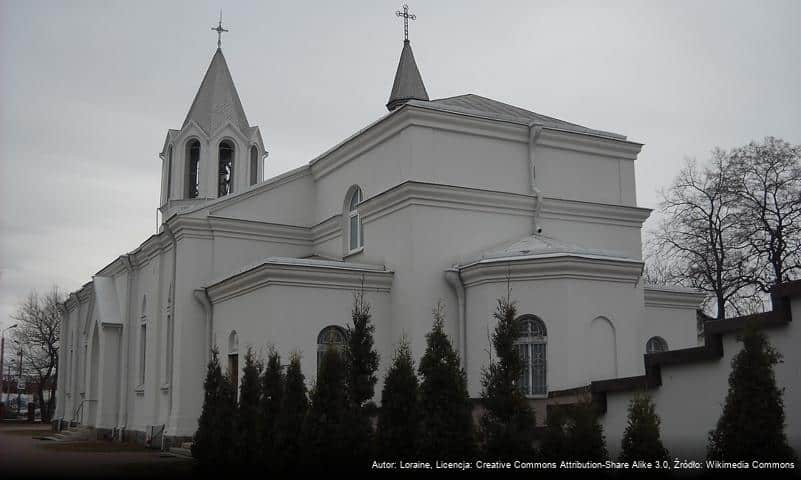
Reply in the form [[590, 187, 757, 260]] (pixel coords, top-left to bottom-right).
[[359, 181, 537, 225], [643, 287, 707, 309], [206, 216, 312, 246], [311, 214, 342, 246], [540, 197, 652, 228], [459, 255, 644, 288], [207, 261, 394, 304], [537, 128, 643, 160]]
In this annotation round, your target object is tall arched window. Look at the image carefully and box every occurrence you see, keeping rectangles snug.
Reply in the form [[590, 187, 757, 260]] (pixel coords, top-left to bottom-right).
[[347, 187, 363, 252], [228, 330, 239, 391], [646, 336, 668, 354], [186, 139, 201, 199], [515, 315, 547, 397], [317, 326, 346, 372], [218, 140, 235, 197], [166, 146, 173, 199], [249, 146, 259, 186]]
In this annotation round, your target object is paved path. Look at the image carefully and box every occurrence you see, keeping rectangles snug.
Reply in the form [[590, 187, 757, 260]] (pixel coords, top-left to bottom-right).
[[0, 422, 194, 478]]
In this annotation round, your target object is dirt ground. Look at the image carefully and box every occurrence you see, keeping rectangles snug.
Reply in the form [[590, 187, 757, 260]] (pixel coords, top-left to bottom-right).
[[0, 421, 195, 479]]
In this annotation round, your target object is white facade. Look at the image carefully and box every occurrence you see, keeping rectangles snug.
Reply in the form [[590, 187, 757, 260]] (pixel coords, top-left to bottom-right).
[[54, 42, 766, 455]]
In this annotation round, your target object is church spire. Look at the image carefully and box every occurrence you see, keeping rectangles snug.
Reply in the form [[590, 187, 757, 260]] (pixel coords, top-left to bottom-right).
[[386, 5, 429, 111], [182, 46, 250, 135]]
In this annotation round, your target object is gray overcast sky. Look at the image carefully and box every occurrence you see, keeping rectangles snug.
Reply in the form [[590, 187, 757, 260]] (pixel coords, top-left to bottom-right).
[[1, 0, 800, 330]]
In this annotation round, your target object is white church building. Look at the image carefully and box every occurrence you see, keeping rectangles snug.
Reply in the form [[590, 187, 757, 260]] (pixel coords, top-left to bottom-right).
[[54, 22, 801, 458]]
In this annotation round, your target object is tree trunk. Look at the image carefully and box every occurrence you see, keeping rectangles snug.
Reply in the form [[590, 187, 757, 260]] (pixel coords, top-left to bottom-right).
[[37, 383, 47, 422]]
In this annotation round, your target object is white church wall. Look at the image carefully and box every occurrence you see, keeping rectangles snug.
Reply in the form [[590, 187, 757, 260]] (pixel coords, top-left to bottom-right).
[[406, 126, 530, 195], [358, 198, 535, 386], [167, 235, 214, 438], [210, 235, 311, 279], [206, 168, 316, 226], [128, 255, 167, 434], [314, 130, 412, 222], [537, 215, 644, 261], [643, 287, 707, 350], [602, 296, 801, 459], [464, 276, 644, 398], [536, 145, 633, 206], [212, 282, 392, 391]]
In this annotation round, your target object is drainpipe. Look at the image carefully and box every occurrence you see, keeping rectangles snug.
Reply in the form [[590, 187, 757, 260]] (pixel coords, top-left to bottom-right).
[[118, 255, 135, 439], [444, 268, 467, 370], [528, 123, 544, 235], [193, 289, 213, 362]]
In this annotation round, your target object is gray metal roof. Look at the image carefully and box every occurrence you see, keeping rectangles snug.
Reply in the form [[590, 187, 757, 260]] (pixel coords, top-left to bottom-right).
[[419, 94, 626, 140], [387, 40, 429, 111], [182, 48, 250, 134]]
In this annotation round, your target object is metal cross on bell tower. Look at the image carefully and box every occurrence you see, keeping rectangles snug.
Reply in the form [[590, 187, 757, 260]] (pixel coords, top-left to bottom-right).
[[211, 10, 229, 48], [395, 4, 416, 42]]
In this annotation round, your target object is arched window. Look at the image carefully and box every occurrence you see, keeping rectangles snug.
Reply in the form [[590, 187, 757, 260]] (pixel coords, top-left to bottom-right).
[[317, 326, 346, 372], [347, 187, 363, 252], [515, 315, 547, 397], [249, 146, 259, 186], [218, 140, 235, 197], [228, 330, 239, 391], [166, 145, 173, 199], [186, 140, 200, 199], [646, 336, 669, 354]]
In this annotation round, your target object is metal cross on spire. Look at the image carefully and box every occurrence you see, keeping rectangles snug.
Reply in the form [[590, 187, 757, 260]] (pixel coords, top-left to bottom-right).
[[395, 4, 416, 42], [211, 10, 229, 48]]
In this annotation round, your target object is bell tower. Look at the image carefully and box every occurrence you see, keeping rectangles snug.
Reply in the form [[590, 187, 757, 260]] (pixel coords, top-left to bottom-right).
[[158, 15, 266, 219]]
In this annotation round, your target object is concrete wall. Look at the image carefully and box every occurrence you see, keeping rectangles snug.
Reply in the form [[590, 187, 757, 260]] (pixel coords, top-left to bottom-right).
[[602, 295, 801, 459]]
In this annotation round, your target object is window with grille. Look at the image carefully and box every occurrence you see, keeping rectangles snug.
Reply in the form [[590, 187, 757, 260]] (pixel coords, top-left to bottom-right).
[[515, 315, 547, 397]]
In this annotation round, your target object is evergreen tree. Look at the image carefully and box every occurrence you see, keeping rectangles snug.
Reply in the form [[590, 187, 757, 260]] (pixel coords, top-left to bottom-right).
[[235, 347, 263, 466], [343, 289, 380, 461], [707, 324, 796, 461], [418, 301, 475, 459], [260, 348, 284, 469], [480, 295, 536, 458], [619, 392, 669, 463], [345, 289, 380, 406], [192, 347, 237, 469], [274, 352, 308, 472], [539, 401, 608, 461], [377, 336, 419, 459], [304, 345, 351, 470], [539, 406, 569, 461], [567, 401, 609, 461]]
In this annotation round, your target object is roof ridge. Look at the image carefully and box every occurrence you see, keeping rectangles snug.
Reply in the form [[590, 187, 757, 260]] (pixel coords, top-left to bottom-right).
[[430, 93, 626, 140]]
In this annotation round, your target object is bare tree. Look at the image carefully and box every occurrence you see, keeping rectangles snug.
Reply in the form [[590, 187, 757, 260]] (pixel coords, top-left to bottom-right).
[[10, 287, 63, 421], [651, 154, 753, 320], [728, 137, 801, 292]]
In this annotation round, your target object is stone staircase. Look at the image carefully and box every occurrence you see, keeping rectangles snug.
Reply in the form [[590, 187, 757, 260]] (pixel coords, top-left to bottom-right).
[[41, 425, 94, 442]]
